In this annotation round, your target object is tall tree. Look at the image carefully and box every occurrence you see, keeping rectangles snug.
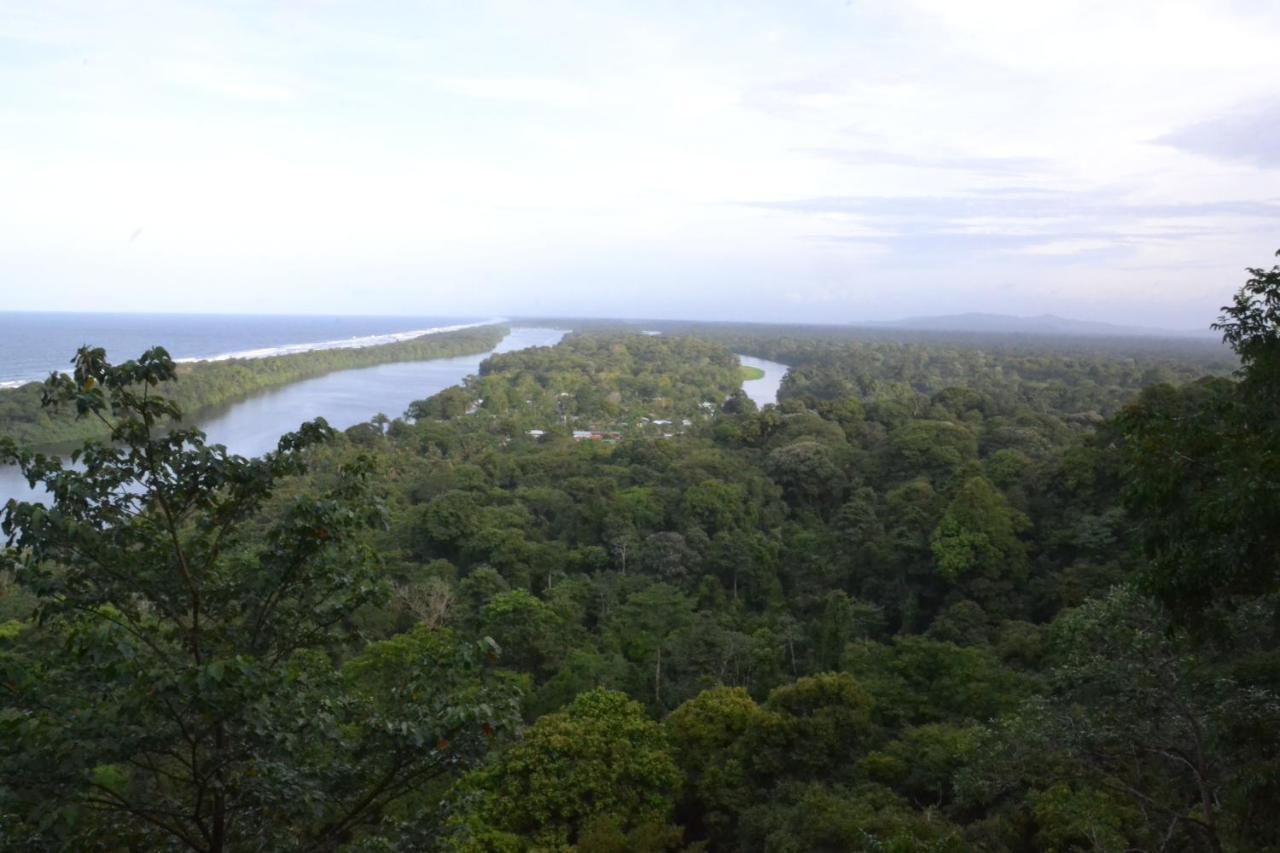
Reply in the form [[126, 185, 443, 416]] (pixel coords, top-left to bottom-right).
[[0, 347, 518, 851], [1117, 251, 1280, 624], [448, 689, 682, 851], [968, 587, 1277, 853]]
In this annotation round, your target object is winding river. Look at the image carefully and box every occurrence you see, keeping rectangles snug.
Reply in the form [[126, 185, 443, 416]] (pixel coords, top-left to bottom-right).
[[0, 327, 564, 505], [196, 327, 565, 458], [0, 332, 788, 506], [738, 354, 787, 407]]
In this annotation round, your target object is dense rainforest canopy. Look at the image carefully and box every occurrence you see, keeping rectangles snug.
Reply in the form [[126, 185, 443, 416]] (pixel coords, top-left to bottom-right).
[[2, 255, 1279, 851]]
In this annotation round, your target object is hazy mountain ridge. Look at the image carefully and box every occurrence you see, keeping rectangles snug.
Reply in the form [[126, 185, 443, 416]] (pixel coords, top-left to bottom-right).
[[856, 312, 1215, 338]]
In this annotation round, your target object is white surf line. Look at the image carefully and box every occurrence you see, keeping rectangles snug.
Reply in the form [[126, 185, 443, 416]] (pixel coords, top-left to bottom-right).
[[0, 319, 510, 387], [175, 318, 509, 364]]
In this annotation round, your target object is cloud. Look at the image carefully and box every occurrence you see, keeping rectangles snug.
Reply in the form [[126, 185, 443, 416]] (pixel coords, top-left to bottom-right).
[[431, 76, 596, 108], [812, 229, 1134, 267], [0, 0, 1278, 328], [759, 187, 1277, 271], [745, 193, 1280, 221], [169, 62, 297, 102], [1154, 100, 1280, 168], [794, 147, 1048, 176]]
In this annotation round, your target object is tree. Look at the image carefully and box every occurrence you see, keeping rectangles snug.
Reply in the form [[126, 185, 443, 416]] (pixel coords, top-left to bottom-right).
[[930, 477, 1026, 584], [1213, 250, 1280, 395], [416, 490, 483, 558], [640, 532, 696, 581], [843, 636, 1029, 728], [480, 588, 565, 675], [681, 479, 746, 537], [1117, 251, 1280, 624], [759, 672, 875, 781], [930, 476, 1028, 619], [888, 420, 978, 483], [0, 347, 518, 850], [813, 591, 885, 668], [966, 587, 1278, 853], [765, 440, 845, 514], [449, 689, 682, 850], [667, 687, 772, 845], [862, 722, 980, 809], [736, 781, 967, 853], [612, 583, 695, 711]]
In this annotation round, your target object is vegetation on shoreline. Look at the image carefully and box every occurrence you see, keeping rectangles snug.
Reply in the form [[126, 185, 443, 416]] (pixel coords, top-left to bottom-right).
[[0, 323, 508, 449], [739, 364, 766, 381], [2, 255, 1279, 850]]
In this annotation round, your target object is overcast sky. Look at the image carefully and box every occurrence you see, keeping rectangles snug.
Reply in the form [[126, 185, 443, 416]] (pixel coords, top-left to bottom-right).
[[1, 1, 1277, 328]]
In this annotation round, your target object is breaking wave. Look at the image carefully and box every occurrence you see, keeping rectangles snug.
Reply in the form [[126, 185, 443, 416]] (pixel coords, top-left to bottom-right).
[[172, 319, 506, 364]]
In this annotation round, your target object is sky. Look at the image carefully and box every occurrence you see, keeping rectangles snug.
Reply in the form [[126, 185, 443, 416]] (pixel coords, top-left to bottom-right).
[[1, 1, 1278, 329]]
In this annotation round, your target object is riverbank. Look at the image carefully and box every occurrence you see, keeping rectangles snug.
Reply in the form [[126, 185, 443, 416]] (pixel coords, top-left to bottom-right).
[[0, 327, 566, 505], [0, 323, 509, 449], [737, 354, 787, 406], [197, 327, 565, 458]]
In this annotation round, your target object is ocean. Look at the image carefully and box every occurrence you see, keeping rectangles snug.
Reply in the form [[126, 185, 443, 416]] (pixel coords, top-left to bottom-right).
[[0, 311, 495, 387], [0, 313, 786, 505], [0, 325, 567, 505]]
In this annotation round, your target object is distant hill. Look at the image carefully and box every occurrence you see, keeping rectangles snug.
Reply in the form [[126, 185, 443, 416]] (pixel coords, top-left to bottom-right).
[[856, 312, 1213, 339]]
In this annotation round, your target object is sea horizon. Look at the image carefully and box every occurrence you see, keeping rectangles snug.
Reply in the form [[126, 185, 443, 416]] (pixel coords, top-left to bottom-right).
[[0, 311, 501, 387]]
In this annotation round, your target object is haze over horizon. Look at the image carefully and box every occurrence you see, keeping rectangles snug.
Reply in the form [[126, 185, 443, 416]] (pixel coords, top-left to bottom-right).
[[2, 1, 1278, 328]]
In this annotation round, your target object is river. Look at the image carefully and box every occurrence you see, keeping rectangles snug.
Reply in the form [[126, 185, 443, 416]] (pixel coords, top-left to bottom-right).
[[738, 354, 787, 407], [197, 327, 565, 458], [0, 327, 564, 505], [1, 332, 788, 506]]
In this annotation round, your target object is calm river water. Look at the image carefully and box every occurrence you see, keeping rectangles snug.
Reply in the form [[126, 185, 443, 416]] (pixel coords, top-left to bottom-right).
[[0, 332, 788, 506], [738, 354, 787, 408], [0, 327, 564, 505]]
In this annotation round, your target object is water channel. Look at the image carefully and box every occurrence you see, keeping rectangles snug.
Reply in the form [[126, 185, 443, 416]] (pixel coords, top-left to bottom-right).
[[0, 331, 788, 506]]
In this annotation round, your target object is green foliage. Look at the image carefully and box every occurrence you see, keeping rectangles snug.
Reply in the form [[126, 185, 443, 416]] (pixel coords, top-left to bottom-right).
[[863, 723, 980, 807], [0, 325, 508, 448], [454, 332, 741, 431], [1026, 783, 1140, 853], [766, 440, 846, 513], [1112, 252, 1280, 627], [967, 586, 1279, 853], [667, 687, 771, 840], [5, 259, 1280, 851], [736, 782, 966, 853], [891, 420, 978, 483], [931, 477, 1024, 581], [844, 637, 1031, 728], [0, 347, 518, 850], [449, 689, 682, 850], [1213, 250, 1280, 388]]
